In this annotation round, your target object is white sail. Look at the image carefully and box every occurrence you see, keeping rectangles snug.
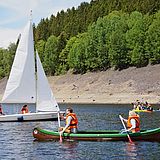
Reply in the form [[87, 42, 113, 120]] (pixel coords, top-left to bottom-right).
[[2, 21, 36, 103], [36, 51, 58, 112]]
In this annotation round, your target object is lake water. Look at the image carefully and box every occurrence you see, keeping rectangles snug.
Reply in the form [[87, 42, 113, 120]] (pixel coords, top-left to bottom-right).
[[0, 104, 160, 160]]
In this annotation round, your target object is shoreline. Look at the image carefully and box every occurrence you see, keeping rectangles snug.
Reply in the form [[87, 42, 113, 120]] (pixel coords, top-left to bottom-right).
[[56, 95, 160, 105], [1, 94, 159, 105], [0, 94, 159, 106], [0, 64, 160, 106], [58, 102, 160, 105]]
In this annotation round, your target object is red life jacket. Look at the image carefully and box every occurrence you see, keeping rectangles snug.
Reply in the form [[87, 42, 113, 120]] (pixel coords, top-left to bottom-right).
[[127, 115, 140, 132], [21, 107, 29, 114], [0, 107, 3, 114], [66, 113, 78, 129]]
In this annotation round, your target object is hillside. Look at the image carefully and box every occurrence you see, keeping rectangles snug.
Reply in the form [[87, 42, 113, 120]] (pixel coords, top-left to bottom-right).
[[0, 64, 160, 104]]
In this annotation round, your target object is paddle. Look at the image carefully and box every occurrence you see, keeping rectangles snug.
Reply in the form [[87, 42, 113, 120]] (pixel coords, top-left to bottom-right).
[[119, 115, 133, 143], [57, 110, 62, 143]]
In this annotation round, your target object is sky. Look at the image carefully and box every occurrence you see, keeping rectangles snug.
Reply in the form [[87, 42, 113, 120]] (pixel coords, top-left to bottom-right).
[[0, 0, 91, 48]]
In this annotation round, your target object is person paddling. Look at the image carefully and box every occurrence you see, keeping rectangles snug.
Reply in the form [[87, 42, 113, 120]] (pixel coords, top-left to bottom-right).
[[21, 104, 29, 114], [59, 107, 78, 134], [121, 110, 140, 133]]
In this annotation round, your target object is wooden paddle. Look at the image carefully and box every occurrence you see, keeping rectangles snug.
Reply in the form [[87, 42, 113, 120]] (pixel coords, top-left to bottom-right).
[[119, 115, 133, 143], [57, 110, 62, 143]]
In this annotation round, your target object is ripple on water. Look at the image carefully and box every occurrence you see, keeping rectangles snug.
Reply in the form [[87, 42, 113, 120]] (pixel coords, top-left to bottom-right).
[[0, 104, 160, 160]]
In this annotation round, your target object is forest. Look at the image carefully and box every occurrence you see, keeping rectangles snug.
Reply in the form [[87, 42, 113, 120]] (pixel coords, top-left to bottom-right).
[[0, 0, 160, 78]]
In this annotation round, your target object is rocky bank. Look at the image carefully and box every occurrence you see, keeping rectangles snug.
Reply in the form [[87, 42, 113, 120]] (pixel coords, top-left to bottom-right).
[[0, 64, 160, 104]]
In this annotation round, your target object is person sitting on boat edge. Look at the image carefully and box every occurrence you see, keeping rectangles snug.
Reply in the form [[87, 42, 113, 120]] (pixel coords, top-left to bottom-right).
[[21, 104, 29, 114], [121, 110, 140, 133], [59, 107, 78, 134], [145, 101, 153, 111], [135, 100, 142, 110], [0, 104, 5, 115], [131, 102, 137, 110]]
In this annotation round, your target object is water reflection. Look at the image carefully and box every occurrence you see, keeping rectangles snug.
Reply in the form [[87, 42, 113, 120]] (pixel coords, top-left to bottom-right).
[[0, 104, 160, 160], [125, 142, 138, 160], [61, 141, 79, 159]]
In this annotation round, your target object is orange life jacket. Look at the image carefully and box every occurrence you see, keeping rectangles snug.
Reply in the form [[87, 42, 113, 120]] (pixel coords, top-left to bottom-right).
[[127, 115, 140, 133], [66, 113, 78, 129]]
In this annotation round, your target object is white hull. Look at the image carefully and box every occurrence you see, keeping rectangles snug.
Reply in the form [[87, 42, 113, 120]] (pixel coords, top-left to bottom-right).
[[0, 111, 64, 122]]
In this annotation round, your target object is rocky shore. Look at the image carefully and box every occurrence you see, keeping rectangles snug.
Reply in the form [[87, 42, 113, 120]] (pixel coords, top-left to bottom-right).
[[0, 64, 160, 105]]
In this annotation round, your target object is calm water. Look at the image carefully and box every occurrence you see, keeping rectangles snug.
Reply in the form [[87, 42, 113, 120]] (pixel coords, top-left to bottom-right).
[[0, 104, 160, 160]]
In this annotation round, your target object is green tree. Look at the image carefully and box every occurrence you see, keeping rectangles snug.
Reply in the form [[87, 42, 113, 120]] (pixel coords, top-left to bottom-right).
[[35, 18, 50, 42], [58, 37, 77, 74], [106, 11, 129, 70], [0, 49, 5, 78], [36, 40, 46, 62], [43, 35, 59, 75], [109, 31, 129, 70], [126, 11, 151, 67], [68, 33, 88, 73], [56, 32, 68, 74], [2, 43, 17, 77], [85, 23, 101, 71], [145, 11, 160, 64]]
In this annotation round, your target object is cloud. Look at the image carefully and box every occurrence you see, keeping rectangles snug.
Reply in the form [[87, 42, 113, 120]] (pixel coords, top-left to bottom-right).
[[0, 0, 40, 26], [0, 27, 22, 48], [0, 0, 91, 25], [0, 0, 91, 48]]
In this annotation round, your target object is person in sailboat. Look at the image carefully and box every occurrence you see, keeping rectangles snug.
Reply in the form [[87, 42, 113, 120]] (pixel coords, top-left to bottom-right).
[[0, 104, 5, 115], [21, 105, 29, 114], [120, 110, 140, 133], [59, 107, 78, 134]]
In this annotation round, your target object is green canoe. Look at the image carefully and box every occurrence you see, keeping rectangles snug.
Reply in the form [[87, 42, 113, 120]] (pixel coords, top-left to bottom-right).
[[33, 127, 160, 142]]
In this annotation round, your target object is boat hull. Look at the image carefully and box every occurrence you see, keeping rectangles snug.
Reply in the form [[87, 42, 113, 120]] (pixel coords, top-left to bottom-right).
[[0, 111, 64, 122], [33, 127, 160, 142], [133, 109, 152, 113]]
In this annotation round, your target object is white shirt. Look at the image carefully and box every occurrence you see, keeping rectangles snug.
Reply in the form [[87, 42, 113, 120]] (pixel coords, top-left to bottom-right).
[[130, 118, 136, 129], [62, 116, 73, 132]]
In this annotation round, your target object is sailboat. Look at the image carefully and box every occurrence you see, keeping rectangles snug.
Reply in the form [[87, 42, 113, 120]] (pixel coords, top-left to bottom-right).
[[0, 20, 63, 122]]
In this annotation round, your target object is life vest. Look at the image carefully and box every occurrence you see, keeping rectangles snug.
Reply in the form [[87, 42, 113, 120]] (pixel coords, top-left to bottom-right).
[[21, 107, 29, 114], [66, 113, 78, 129], [127, 115, 140, 133], [0, 107, 3, 114]]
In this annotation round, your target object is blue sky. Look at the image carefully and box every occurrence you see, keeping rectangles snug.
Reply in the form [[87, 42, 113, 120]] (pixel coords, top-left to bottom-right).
[[0, 0, 91, 48]]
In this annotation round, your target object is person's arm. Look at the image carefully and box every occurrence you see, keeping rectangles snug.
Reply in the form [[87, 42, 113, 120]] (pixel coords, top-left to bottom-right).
[[127, 119, 136, 132], [60, 116, 72, 134], [60, 113, 66, 120]]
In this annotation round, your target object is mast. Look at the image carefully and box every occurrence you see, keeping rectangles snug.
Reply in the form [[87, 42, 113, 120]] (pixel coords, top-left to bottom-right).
[[30, 10, 38, 112], [30, 10, 32, 22], [35, 51, 38, 112]]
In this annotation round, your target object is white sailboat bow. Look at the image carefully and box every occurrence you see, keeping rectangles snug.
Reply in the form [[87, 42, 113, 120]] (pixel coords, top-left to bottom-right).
[[0, 21, 62, 122]]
